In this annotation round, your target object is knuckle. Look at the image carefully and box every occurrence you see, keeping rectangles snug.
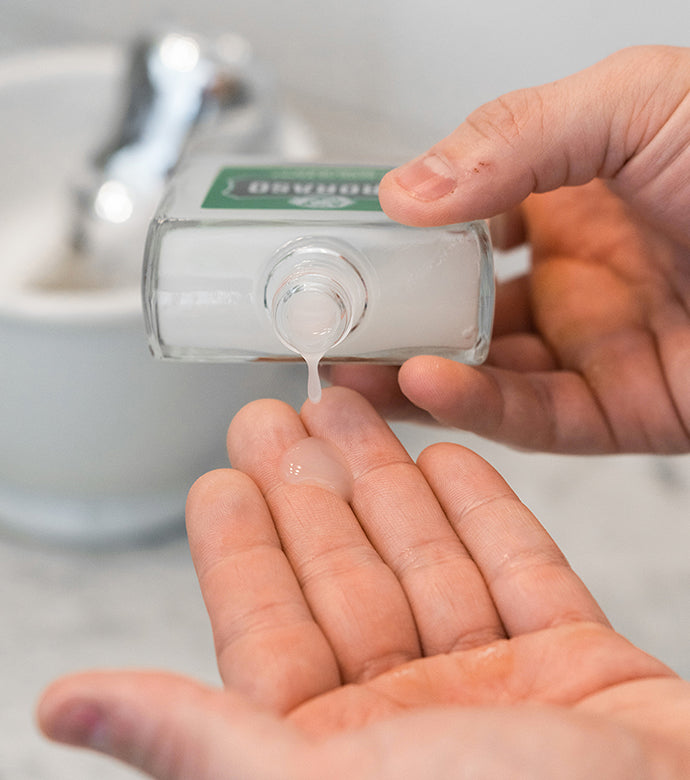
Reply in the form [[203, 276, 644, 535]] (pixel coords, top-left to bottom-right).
[[465, 88, 542, 150]]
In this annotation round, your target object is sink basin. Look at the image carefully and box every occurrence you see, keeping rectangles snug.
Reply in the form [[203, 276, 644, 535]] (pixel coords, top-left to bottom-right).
[[0, 45, 307, 545]]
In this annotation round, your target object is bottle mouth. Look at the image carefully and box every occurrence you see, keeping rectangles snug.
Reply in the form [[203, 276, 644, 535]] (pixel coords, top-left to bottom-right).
[[264, 237, 368, 358], [272, 275, 352, 356]]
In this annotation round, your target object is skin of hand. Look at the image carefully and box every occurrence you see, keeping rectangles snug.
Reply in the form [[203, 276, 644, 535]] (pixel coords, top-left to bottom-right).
[[329, 45, 690, 454], [38, 388, 690, 779]]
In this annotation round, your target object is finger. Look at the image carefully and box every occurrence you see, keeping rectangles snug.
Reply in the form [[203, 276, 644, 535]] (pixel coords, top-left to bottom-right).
[[37, 671, 305, 780], [227, 397, 422, 683], [416, 442, 610, 635], [378, 46, 690, 246], [186, 468, 339, 713], [326, 363, 433, 424], [301, 387, 505, 654], [398, 357, 617, 453], [324, 364, 413, 419], [488, 334, 558, 372]]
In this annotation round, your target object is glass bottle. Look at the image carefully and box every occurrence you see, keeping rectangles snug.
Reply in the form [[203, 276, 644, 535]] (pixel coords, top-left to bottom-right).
[[143, 161, 494, 399]]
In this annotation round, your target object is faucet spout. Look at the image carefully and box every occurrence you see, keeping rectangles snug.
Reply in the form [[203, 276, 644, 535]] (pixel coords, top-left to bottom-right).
[[70, 28, 278, 285]]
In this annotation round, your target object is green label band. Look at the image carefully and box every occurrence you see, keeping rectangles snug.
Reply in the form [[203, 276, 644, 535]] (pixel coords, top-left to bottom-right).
[[202, 165, 390, 211]]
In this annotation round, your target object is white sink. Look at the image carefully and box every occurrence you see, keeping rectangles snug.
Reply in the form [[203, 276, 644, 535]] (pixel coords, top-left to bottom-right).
[[0, 46, 307, 544]]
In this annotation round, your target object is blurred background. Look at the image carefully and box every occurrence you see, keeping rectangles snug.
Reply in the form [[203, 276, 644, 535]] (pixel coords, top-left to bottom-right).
[[1, 1, 688, 777], [4, 0, 690, 147]]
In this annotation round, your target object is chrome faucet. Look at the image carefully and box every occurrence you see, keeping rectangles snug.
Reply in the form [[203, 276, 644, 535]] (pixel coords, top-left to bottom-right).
[[70, 28, 282, 287]]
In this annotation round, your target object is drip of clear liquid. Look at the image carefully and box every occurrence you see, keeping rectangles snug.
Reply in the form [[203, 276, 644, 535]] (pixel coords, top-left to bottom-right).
[[279, 437, 354, 501], [304, 352, 324, 404], [266, 238, 369, 404], [274, 285, 352, 403]]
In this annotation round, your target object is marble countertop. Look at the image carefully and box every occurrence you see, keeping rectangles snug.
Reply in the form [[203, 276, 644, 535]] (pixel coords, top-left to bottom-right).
[[3, 421, 689, 779]]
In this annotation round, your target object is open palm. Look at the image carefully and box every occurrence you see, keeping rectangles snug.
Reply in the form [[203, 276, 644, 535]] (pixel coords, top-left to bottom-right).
[[39, 388, 690, 778]]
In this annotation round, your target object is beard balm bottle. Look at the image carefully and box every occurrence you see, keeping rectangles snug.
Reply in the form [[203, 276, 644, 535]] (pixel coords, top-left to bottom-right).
[[143, 161, 494, 399]]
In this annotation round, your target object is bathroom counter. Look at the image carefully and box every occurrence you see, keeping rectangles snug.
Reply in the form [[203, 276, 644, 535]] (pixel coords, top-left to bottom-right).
[[2, 527, 217, 780], [2, 422, 689, 779]]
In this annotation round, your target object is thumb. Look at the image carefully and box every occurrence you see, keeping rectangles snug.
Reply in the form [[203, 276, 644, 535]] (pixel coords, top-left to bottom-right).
[[380, 45, 690, 245], [37, 670, 306, 780]]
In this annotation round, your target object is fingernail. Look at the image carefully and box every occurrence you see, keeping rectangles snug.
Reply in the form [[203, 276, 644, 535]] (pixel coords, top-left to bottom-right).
[[50, 700, 109, 749], [394, 154, 456, 201]]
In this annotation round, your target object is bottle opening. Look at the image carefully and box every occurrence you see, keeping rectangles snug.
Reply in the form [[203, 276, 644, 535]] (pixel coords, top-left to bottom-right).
[[273, 281, 350, 356], [264, 237, 368, 402]]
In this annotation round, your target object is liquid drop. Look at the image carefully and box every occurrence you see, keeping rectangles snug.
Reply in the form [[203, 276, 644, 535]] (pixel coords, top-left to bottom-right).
[[304, 352, 324, 404], [273, 286, 349, 404], [279, 437, 354, 502]]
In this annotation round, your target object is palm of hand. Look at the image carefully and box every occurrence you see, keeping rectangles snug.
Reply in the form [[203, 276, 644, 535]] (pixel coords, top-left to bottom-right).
[[39, 389, 690, 777], [35, 342, 690, 780], [330, 181, 690, 454], [185, 389, 687, 772], [505, 181, 690, 453], [286, 623, 675, 739]]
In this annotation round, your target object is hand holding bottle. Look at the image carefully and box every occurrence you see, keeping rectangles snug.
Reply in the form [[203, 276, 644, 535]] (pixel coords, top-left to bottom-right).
[[331, 45, 690, 453]]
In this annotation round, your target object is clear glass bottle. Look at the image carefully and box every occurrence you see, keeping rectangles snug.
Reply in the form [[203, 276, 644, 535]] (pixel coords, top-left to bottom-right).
[[143, 161, 494, 386]]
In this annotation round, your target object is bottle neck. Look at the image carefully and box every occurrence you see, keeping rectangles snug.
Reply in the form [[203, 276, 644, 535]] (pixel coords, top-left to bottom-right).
[[264, 238, 367, 359]]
